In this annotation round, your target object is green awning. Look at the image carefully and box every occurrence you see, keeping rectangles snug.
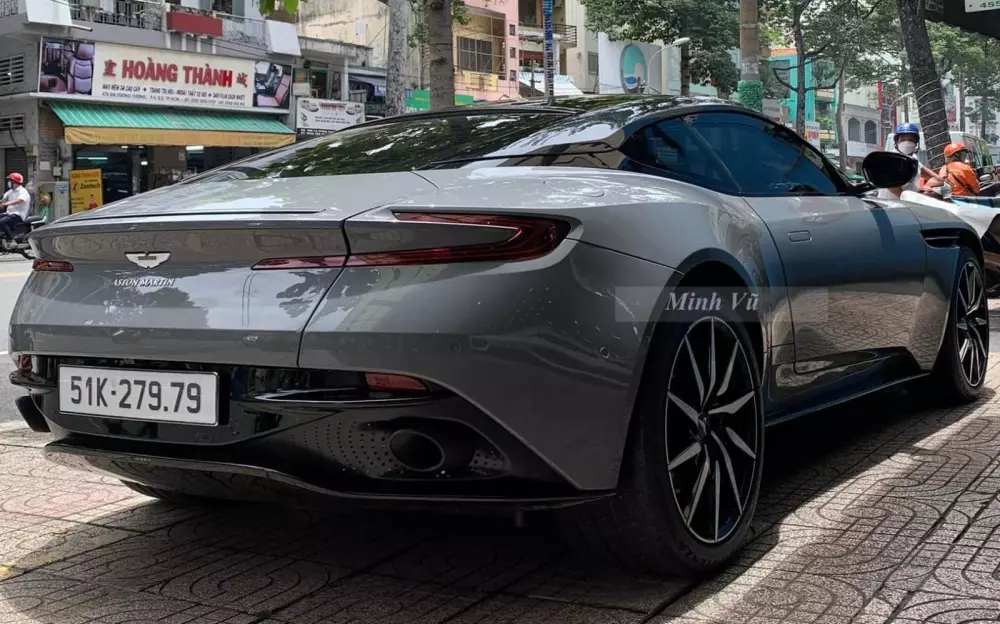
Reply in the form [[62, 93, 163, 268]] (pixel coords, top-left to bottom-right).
[[47, 101, 295, 148]]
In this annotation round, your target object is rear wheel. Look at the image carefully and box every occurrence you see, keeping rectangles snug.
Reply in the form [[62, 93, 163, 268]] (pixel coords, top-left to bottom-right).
[[560, 304, 763, 577], [929, 247, 990, 404]]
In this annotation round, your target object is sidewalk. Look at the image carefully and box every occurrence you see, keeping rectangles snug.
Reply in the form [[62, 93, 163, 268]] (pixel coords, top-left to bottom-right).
[[2, 363, 1000, 622]]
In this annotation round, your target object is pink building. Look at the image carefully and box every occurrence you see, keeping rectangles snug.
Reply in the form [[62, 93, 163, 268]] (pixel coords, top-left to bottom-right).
[[453, 0, 520, 101]]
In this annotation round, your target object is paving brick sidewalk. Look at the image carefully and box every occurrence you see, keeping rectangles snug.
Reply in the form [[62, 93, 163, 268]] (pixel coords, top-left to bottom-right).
[[4, 359, 1000, 623]]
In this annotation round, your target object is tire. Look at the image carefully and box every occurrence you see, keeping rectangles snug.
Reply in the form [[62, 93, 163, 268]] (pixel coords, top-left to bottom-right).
[[929, 247, 990, 404], [120, 481, 225, 506], [559, 290, 764, 577]]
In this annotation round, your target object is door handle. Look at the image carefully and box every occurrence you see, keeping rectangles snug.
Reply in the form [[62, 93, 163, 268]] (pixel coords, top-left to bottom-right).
[[788, 230, 812, 242]]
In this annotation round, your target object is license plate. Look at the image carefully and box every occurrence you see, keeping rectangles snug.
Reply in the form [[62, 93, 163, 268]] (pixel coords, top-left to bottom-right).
[[58, 366, 219, 425]]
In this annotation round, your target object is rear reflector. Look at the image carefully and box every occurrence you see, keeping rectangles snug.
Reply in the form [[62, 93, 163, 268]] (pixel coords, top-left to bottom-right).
[[32, 260, 73, 272], [251, 214, 568, 271], [365, 373, 427, 392]]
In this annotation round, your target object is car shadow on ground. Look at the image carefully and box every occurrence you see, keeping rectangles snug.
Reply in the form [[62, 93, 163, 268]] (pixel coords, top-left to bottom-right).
[[0, 385, 994, 623]]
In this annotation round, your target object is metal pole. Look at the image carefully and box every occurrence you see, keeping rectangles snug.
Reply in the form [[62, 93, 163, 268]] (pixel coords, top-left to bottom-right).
[[542, 0, 555, 105]]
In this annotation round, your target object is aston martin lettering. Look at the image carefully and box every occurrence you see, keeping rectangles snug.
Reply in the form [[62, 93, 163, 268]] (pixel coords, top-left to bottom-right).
[[112, 277, 176, 288]]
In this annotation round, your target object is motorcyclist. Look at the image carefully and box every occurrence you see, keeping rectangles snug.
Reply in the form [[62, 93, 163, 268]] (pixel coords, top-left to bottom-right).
[[880, 122, 944, 199], [0, 173, 30, 249], [938, 142, 980, 197]]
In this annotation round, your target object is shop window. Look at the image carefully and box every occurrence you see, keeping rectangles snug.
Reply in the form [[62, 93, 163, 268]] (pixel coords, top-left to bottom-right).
[[864, 120, 878, 145], [0, 56, 24, 87], [847, 118, 860, 142], [519, 0, 539, 26], [456, 13, 506, 76]]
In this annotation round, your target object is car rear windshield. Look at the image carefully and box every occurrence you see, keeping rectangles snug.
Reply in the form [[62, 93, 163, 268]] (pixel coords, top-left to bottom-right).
[[191, 112, 567, 181]]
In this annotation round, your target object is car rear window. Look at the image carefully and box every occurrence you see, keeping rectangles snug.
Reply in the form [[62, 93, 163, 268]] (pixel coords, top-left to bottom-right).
[[192, 113, 566, 181]]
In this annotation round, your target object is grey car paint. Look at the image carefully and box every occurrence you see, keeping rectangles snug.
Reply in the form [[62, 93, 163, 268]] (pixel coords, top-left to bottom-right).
[[8, 149, 981, 492]]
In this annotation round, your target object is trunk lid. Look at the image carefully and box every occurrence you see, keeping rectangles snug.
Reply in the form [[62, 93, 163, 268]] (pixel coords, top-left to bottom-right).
[[12, 173, 437, 367]]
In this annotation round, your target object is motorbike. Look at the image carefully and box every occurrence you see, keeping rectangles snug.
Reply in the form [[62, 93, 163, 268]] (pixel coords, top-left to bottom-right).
[[913, 182, 1000, 297], [1, 215, 47, 260]]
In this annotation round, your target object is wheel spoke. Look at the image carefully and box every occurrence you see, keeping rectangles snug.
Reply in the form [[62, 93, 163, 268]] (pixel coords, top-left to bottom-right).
[[706, 319, 717, 405], [725, 426, 756, 460], [959, 337, 971, 362], [712, 432, 743, 515], [668, 441, 702, 471], [713, 461, 721, 542], [958, 288, 969, 315], [718, 342, 739, 398], [668, 392, 701, 428], [684, 337, 706, 405], [973, 330, 988, 363], [709, 391, 754, 415], [686, 457, 710, 525]]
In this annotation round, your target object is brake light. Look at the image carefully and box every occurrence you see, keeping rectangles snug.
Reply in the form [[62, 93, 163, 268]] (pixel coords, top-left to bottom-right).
[[32, 260, 73, 272], [346, 213, 567, 267], [251, 214, 568, 271]]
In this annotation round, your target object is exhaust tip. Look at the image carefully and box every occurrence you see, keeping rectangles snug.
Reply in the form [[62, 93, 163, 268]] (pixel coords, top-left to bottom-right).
[[16, 394, 50, 433], [388, 429, 445, 473]]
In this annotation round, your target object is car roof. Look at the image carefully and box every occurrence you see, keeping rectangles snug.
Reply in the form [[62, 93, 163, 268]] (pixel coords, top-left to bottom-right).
[[368, 95, 753, 158]]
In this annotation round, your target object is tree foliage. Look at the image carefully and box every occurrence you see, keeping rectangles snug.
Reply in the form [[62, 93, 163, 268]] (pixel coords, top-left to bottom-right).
[[581, 0, 740, 95]]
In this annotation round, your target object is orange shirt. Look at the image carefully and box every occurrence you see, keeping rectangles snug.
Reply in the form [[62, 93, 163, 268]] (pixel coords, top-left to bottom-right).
[[944, 162, 980, 196]]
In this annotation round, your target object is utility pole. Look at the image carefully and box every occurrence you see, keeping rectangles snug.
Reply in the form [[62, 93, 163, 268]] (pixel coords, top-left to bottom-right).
[[542, 0, 555, 105], [738, 0, 762, 112]]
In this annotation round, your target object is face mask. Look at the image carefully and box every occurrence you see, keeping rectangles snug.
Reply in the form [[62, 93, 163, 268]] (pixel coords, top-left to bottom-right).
[[897, 141, 918, 155]]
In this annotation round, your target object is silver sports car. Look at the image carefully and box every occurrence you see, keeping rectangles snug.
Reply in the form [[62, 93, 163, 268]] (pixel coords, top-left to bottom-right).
[[10, 96, 989, 576]]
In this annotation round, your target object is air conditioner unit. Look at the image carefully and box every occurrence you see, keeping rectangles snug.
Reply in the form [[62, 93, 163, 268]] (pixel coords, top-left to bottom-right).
[[80, 0, 101, 6]]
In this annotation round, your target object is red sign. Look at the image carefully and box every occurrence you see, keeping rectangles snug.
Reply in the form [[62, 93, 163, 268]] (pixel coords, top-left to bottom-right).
[[166, 11, 223, 38]]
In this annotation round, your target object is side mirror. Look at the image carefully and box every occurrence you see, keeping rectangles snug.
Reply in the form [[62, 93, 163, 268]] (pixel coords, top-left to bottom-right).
[[862, 151, 919, 189], [980, 174, 993, 184]]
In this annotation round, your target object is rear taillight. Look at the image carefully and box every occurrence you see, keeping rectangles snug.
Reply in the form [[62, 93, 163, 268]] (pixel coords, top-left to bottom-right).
[[365, 373, 427, 392], [252, 214, 567, 271], [32, 260, 73, 272], [252, 256, 346, 270]]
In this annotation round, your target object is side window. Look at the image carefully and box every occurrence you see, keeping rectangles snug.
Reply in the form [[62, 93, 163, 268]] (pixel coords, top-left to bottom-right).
[[620, 118, 739, 194], [692, 112, 846, 197]]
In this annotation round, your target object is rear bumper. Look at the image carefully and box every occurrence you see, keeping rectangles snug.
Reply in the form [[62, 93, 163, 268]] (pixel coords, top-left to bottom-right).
[[11, 241, 678, 490], [42, 440, 611, 509]]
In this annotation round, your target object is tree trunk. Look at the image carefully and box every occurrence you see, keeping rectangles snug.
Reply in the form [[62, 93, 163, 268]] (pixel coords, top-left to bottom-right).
[[896, 0, 949, 168], [983, 100, 989, 138], [737, 0, 761, 111], [385, 0, 408, 117], [792, 13, 806, 136], [426, 0, 455, 110], [836, 79, 847, 170], [680, 44, 691, 96]]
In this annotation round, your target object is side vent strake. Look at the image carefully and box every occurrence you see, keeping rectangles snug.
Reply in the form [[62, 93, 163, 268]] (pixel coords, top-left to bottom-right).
[[922, 229, 962, 249]]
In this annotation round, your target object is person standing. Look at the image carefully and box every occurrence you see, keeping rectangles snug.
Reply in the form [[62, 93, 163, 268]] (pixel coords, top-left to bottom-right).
[[0, 173, 30, 249]]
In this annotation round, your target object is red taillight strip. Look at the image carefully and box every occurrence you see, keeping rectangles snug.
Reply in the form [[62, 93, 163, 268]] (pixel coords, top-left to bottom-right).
[[252, 256, 346, 270], [252, 214, 567, 270], [32, 260, 73, 272]]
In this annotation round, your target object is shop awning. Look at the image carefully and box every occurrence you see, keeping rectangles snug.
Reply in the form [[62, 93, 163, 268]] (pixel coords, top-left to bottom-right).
[[47, 101, 296, 148]]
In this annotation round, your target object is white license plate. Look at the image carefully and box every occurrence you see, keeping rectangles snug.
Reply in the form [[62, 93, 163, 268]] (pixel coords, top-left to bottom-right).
[[58, 366, 219, 425]]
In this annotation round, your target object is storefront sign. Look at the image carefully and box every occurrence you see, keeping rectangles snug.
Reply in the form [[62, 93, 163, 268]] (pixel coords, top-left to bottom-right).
[[597, 34, 663, 95], [69, 169, 103, 214], [296, 99, 365, 137], [804, 120, 822, 148], [39, 38, 292, 111]]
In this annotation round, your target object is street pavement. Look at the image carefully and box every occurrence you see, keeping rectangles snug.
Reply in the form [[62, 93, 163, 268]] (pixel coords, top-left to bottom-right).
[[4, 273, 1000, 621]]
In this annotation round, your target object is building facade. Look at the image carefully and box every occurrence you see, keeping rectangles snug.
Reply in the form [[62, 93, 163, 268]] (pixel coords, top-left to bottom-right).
[[0, 0, 309, 218]]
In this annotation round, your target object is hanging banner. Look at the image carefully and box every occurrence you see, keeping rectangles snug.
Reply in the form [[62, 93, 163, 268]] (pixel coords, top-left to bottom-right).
[[296, 99, 365, 137], [39, 38, 292, 111], [70, 169, 103, 214]]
